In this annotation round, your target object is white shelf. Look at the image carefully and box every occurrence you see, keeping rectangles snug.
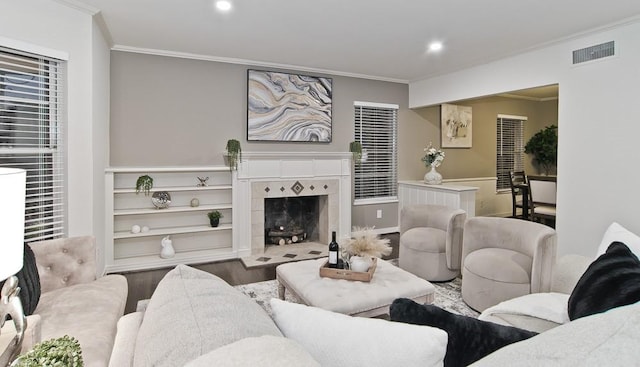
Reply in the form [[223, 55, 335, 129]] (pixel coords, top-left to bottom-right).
[[105, 166, 235, 274], [114, 204, 232, 216], [114, 185, 232, 194], [114, 224, 231, 239]]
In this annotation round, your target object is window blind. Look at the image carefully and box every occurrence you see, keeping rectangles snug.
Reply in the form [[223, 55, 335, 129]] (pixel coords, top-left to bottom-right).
[[0, 46, 65, 242], [354, 101, 398, 203], [496, 115, 526, 191]]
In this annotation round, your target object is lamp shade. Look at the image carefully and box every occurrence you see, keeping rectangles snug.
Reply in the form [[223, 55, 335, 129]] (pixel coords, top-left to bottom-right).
[[0, 168, 26, 280]]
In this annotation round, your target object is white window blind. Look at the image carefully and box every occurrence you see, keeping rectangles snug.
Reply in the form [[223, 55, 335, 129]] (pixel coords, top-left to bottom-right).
[[0, 46, 65, 242], [354, 101, 398, 204], [496, 115, 526, 191]]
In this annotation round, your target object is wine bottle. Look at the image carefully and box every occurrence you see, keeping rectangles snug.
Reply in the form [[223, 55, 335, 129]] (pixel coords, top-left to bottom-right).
[[328, 231, 339, 268]]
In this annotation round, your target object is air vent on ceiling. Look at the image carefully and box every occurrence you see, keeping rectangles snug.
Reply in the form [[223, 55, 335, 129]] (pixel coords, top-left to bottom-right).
[[572, 41, 615, 64]]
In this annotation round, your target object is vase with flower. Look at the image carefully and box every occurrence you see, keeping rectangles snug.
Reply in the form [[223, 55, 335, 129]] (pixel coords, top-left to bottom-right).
[[421, 142, 445, 184]]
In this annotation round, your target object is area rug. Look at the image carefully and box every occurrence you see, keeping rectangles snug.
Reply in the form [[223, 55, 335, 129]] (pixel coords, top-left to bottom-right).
[[234, 276, 479, 318]]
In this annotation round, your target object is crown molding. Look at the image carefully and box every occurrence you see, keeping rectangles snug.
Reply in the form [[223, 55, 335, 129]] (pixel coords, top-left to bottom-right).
[[111, 45, 409, 84], [51, 0, 100, 15], [497, 93, 558, 102]]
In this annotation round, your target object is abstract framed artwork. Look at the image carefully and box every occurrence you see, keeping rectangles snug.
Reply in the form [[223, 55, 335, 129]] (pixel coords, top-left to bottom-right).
[[247, 70, 332, 142], [441, 103, 472, 148]]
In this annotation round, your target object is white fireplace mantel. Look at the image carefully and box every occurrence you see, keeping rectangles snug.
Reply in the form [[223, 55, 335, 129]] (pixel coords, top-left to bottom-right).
[[233, 152, 352, 257]]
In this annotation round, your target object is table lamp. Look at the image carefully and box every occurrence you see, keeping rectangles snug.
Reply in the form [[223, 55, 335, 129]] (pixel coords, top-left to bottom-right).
[[0, 168, 27, 366]]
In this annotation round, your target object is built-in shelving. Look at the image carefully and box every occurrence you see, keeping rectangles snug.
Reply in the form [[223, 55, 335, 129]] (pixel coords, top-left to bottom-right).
[[104, 166, 235, 273]]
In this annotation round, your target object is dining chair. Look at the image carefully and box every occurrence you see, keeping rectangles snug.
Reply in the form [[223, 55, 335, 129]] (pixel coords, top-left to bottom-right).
[[509, 171, 529, 219], [528, 175, 557, 226]]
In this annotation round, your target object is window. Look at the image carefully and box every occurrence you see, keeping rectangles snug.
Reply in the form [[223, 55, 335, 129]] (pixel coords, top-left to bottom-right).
[[496, 114, 526, 191], [353, 101, 398, 204], [0, 47, 65, 242]]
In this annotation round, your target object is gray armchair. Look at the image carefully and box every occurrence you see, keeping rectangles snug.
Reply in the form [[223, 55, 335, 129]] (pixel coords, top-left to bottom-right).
[[399, 205, 466, 281], [461, 217, 557, 312]]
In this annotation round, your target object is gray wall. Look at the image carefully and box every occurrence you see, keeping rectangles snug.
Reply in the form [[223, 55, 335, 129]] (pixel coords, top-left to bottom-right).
[[110, 51, 419, 230]]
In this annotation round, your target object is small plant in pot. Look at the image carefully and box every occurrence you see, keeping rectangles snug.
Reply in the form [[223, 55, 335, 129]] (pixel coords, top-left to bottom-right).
[[225, 139, 242, 171], [349, 141, 363, 164], [135, 175, 154, 196], [207, 210, 223, 227]]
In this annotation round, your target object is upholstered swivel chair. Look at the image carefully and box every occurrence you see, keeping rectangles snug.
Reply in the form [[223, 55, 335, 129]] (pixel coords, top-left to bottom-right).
[[461, 217, 557, 312], [399, 205, 466, 282]]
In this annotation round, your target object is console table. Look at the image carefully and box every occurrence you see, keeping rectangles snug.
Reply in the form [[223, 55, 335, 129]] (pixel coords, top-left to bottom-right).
[[398, 180, 478, 217]]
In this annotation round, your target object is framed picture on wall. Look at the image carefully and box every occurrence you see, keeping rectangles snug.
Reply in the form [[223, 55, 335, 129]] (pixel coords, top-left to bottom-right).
[[441, 103, 472, 148], [247, 70, 332, 142]]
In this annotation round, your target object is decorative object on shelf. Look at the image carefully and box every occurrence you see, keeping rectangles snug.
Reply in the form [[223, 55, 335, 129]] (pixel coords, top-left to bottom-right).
[[0, 168, 27, 367], [11, 335, 83, 367], [441, 103, 472, 148], [151, 191, 171, 209], [225, 139, 242, 171], [525, 125, 558, 175], [349, 141, 367, 165], [207, 210, 223, 227], [131, 225, 141, 234], [141, 226, 150, 233], [422, 142, 445, 185], [196, 176, 209, 187], [190, 198, 200, 207], [135, 175, 154, 196], [247, 69, 332, 142], [341, 226, 392, 259], [160, 236, 175, 259]]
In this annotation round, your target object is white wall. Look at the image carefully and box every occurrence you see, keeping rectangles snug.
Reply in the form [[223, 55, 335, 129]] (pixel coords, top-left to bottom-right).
[[0, 0, 110, 247], [410, 20, 640, 256]]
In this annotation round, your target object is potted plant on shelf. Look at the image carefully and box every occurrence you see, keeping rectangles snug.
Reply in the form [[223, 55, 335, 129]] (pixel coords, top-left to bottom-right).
[[349, 141, 363, 164], [135, 175, 153, 196], [225, 139, 242, 171], [207, 210, 223, 227], [524, 125, 558, 175]]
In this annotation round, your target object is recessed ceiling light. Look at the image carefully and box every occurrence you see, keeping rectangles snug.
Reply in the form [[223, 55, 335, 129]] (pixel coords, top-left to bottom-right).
[[215, 0, 232, 12], [428, 42, 443, 52]]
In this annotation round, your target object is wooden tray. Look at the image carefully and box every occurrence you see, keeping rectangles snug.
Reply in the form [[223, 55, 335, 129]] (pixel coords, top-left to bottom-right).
[[319, 257, 377, 282]]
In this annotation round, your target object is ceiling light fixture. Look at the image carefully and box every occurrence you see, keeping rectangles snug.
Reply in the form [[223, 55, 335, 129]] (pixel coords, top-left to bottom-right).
[[428, 42, 443, 52], [215, 0, 232, 12]]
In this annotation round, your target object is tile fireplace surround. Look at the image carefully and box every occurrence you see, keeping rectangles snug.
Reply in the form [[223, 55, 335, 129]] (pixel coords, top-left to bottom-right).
[[233, 152, 353, 257]]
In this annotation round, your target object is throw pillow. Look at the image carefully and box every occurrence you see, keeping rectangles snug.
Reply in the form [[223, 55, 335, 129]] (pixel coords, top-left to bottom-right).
[[568, 241, 640, 321], [389, 298, 537, 367], [184, 335, 320, 367], [0, 244, 40, 315], [270, 298, 448, 367], [595, 222, 640, 259]]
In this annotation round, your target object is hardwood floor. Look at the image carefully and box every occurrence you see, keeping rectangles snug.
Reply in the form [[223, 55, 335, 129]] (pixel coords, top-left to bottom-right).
[[119, 232, 400, 314]]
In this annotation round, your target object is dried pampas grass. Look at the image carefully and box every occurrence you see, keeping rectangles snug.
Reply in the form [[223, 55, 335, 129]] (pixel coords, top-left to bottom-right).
[[341, 226, 392, 258]]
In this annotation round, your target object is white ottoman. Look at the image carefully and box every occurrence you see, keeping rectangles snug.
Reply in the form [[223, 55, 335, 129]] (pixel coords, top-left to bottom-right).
[[276, 258, 435, 317]]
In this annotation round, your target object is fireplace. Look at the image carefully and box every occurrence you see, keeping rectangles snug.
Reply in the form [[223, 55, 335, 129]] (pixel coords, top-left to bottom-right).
[[232, 151, 352, 257], [264, 195, 328, 246]]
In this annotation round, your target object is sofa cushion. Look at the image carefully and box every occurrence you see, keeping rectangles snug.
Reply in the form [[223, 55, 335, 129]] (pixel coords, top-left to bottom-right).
[[568, 241, 640, 321], [596, 222, 640, 259], [34, 274, 127, 367], [270, 298, 447, 367], [133, 265, 282, 367], [470, 301, 640, 366], [390, 298, 536, 367], [0, 244, 40, 315], [184, 335, 319, 367]]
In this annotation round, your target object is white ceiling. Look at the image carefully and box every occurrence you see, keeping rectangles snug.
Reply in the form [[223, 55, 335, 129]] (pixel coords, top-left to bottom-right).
[[59, 0, 640, 83]]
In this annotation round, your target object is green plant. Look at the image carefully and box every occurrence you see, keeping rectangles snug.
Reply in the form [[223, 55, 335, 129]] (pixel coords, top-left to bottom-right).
[[135, 175, 154, 196], [349, 141, 362, 163], [225, 139, 242, 171], [207, 210, 223, 220], [524, 125, 558, 174], [12, 335, 83, 367]]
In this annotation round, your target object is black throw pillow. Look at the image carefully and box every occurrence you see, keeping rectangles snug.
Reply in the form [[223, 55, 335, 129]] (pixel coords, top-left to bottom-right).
[[0, 244, 41, 315], [568, 241, 640, 321], [390, 298, 537, 367]]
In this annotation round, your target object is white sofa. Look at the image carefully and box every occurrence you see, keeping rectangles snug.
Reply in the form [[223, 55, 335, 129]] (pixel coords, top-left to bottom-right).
[[109, 261, 640, 366], [1, 237, 128, 367]]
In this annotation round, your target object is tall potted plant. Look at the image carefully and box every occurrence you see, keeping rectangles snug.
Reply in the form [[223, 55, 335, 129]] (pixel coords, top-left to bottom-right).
[[524, 125, 558, 175], [225, 139, 242, 171]]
